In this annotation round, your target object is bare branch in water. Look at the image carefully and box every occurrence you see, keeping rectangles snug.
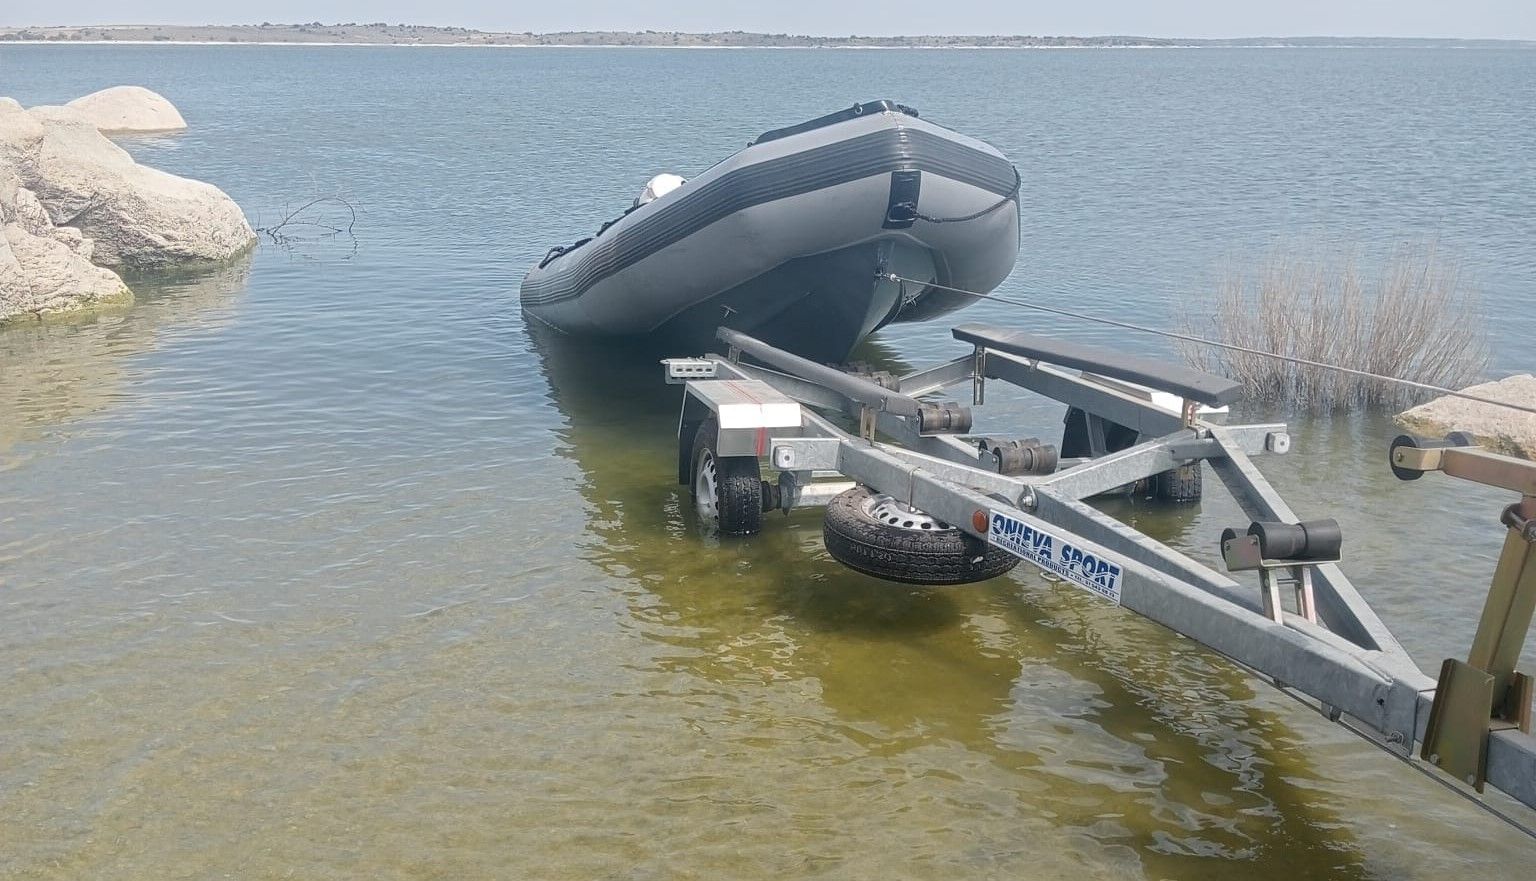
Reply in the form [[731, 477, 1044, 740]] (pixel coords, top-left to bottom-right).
[[255, 195, 358, 259]]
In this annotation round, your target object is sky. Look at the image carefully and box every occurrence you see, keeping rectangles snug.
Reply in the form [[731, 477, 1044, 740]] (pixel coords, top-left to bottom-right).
[[3, 1, 1534, 40]]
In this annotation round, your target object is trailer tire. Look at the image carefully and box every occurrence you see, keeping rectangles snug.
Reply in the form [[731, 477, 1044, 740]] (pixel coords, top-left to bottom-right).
[[690, 417, 763, 536], [1152, 462, 1203, 502], [822, 485, 1019, 585]]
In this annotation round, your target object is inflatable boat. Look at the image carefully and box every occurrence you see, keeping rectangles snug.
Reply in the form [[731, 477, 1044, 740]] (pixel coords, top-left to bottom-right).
[[521, 101, 1020, 363]]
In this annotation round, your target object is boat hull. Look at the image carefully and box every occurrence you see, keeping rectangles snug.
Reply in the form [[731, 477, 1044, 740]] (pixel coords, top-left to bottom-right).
[[521, 103, 1020, 362]]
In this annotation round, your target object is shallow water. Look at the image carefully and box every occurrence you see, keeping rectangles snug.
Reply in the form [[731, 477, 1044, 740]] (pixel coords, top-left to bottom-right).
[[2, 45, 1534, 877]]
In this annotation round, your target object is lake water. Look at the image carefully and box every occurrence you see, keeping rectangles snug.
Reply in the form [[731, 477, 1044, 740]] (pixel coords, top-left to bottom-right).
[[2, 45, 1535, 878]]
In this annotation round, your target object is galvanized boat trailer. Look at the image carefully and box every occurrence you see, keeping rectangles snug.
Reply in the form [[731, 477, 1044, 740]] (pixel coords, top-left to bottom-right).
[[664, 324, 1536, 818]]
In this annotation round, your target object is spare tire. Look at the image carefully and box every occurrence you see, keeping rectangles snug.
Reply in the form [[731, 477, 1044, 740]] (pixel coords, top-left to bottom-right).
[[822, 485, 1019, 585]]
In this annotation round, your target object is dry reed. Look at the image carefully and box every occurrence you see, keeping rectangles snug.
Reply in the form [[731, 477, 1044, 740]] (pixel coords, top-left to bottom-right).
[[1176, 246, 1489, 410]]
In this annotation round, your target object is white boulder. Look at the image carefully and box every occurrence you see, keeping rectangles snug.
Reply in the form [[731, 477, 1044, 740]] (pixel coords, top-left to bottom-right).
[[0, 98, 45, 167], [12, 183, 93, 259], [13, 104, 255, 268], [65, 85, 188, 134], [1396, 374, 1536, 460], [0, 89, 253, 322], [1, 223, 132, 320], [2, 170, 130, 322]]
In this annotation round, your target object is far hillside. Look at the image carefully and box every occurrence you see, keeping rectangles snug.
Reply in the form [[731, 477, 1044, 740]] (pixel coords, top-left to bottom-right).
[[2, 23, 1533, 48]]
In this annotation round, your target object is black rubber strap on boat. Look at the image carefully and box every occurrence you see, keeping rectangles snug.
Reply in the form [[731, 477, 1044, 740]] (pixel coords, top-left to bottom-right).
[[915, 166, 1022, 224], [883, 170, 922, 229]]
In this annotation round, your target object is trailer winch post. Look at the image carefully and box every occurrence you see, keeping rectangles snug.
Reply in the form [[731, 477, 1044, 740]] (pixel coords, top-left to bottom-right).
[[1391, 433, 1536, 791]]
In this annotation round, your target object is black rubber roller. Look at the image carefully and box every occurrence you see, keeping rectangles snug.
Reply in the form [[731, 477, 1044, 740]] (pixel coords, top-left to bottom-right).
[[916, 402, 972, 434], [1247, 518, 1342, 560], [989, 441, 1059, 476], [1389, 431, 1477, 481]]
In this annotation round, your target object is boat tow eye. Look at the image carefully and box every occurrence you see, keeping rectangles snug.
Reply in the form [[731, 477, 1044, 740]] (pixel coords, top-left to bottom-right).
[[1390, 432, 1536, 792], [1220, 519, 1342, 625]]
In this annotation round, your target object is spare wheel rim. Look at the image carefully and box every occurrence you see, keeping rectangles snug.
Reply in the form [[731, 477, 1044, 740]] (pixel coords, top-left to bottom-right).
[[861, 493, 955, 532]]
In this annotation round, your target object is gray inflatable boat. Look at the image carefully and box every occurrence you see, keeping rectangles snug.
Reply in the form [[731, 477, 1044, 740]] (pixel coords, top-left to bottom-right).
[[521, 101, 1020, 362]]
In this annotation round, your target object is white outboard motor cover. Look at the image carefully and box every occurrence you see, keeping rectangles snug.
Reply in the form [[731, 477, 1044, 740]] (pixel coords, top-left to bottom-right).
[[636, 173, 686, 206]]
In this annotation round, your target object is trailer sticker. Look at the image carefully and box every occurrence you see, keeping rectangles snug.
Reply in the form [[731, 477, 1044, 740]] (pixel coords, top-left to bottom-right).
[[988, 511, 1123, 604]]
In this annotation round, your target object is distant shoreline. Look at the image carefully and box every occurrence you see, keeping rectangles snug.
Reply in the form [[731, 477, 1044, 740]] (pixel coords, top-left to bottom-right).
[[0, 42, 1511, 50], [0, 41, 1437, 49], [1, 24, 1531, 50], [1, 41, 1525, 51]]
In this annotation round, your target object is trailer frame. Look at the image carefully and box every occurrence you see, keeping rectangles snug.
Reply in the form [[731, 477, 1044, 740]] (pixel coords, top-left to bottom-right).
[[664, 325, 1536, 817]]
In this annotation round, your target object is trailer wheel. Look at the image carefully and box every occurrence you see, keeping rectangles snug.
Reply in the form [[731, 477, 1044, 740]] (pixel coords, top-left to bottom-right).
[[1152, 463, 1203, 502], [690, 416, 763, 536], [822, 485, 1019, 585]]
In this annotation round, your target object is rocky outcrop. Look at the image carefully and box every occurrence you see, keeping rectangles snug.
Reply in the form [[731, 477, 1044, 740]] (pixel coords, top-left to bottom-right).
[[0, 97, 44, 167], [65, 86, 188, 134], [21, 105, 255, 267], [1, 168, 131, 322], [1396, 375, 1536, 460], [0, 89, 253, 322]]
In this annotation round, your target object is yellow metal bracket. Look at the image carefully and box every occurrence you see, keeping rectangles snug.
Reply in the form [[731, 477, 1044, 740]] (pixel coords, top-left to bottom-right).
[[1392, 433, 1536, 791]]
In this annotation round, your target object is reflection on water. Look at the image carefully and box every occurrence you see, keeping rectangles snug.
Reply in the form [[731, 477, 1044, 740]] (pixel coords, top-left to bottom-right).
[[0, 258, 251, 458]]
